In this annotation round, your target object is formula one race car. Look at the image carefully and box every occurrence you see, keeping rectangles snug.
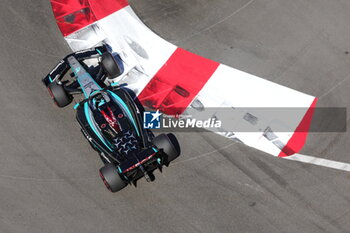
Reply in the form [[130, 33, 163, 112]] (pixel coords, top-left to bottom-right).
[[42, 45, 180, 192]]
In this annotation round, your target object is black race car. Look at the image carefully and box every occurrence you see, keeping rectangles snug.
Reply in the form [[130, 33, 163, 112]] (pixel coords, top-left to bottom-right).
[[42, 45, 180, 192]]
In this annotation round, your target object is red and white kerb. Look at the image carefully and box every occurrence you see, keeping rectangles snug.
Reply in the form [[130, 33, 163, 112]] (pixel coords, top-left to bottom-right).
[[50, 0, 317, 157]]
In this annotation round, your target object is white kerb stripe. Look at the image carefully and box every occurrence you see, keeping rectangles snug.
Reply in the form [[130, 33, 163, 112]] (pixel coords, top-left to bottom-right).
[[284, 154, 350, 172]]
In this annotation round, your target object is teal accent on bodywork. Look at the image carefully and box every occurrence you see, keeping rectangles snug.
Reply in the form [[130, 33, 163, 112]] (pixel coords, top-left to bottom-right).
[[152, 147, 158, 153], [107, 90, 140, 137], [111, 82, 119, 86], [89, 91, 105, 107], [96, 49, 103, 55], [117, 166, 122, 173], [84, 102, 113, 151], [98, 99, 105, 107], [157, 158, 161, 164], [48, 75, 53, 82], [73, 103, 79, 110], [90, 90, 101, 97]]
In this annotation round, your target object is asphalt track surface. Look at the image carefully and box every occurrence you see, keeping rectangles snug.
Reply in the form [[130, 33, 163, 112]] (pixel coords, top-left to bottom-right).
[[0, 0, 350, 232]]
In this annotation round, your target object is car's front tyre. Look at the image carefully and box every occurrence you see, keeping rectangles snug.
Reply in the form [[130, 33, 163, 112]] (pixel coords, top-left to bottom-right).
[[47, 82, 72, 108], [100, 52, 122, 79]]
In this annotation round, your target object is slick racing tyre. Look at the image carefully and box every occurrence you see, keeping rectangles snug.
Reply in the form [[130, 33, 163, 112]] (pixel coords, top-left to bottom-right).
[[153, 133, 181, 163], [99, 163, 127, 192], [47, 82, 72, 108], [101, 53, 122, 78]]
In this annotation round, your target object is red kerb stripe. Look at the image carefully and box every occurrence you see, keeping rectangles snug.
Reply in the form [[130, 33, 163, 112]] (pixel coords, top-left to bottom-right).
[[138, 48, 220, 115], [51, 0, 129, 36], [278, 98, 318, 157]]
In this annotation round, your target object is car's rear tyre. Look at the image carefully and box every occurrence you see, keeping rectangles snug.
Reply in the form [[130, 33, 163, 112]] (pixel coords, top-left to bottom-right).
[[99, 163, 127, 192], [101, 53, 122, 78], [152, 133, 181, 163], [47, 82, 72, 108]]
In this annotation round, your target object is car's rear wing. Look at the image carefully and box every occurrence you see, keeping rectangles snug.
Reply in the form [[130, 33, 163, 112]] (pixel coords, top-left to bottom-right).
[[118, 147, 159, 174]]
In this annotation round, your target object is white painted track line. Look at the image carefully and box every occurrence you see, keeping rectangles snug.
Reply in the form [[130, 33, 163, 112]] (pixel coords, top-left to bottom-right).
[[284, 153, 350, 172]]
